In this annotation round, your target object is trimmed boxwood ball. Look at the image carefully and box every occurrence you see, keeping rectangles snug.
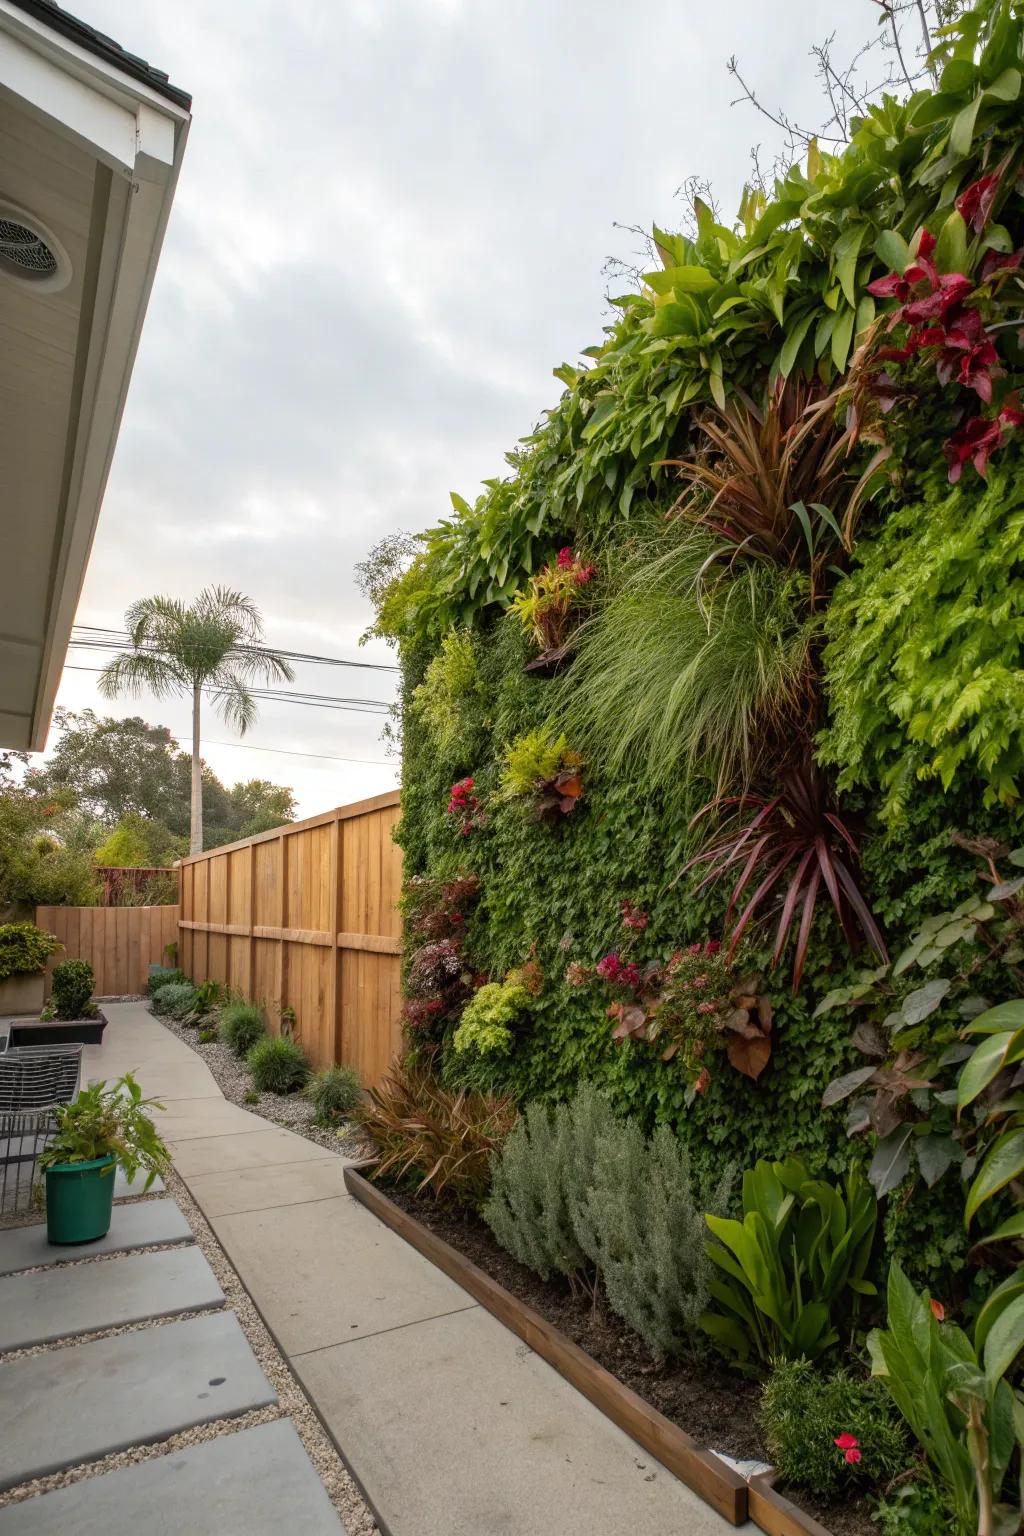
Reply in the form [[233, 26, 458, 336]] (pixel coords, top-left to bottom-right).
[[218, 1000, 266, 1058], [305, 1063, 362, 1125], [247, 1035, 309, 1094], [51, 959, 94, 1020]]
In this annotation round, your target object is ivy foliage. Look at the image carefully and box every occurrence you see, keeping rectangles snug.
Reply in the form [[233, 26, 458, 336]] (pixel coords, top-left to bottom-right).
[[820, 457, 1024, 817]]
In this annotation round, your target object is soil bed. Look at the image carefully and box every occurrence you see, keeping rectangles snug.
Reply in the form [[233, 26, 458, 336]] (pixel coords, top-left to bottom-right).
[[381, 1181, 879, 1536]]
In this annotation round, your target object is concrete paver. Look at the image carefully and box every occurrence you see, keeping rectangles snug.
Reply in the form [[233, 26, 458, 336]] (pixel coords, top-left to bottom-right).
[[295, 1305, 732, 1536], [0, 1245, 223, 1350], [0, 1197, 192, 1275], [150, 1096, 269, 1140], [0, 1311, 276, 1489], [113, 1168, 165, 1199], [0, 1420, 345, 1535], [187, 1156, 356, 1218], [209, 1194, 475, 1354], [167, 1127, 340, 1176]]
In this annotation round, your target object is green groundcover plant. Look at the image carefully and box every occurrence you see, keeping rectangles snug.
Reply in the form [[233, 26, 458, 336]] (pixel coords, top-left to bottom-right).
[[247, 1035, 309, 1095]]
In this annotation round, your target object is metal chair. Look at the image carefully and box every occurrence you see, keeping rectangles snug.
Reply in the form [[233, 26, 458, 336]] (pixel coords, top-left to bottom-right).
[[0, 1044, 83, 1214]]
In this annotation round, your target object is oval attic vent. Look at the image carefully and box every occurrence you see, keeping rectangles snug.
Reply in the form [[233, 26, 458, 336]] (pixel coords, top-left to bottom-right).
[[0, 216, 59, 277]]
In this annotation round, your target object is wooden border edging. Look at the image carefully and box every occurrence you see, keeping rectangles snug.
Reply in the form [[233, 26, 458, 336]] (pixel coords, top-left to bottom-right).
[[344, 1167, 753, 1526], [748, 1473, 836, 1536]]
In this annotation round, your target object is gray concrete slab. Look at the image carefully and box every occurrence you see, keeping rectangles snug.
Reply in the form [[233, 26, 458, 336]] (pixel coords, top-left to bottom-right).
[[187, 1156, 357, 1217], [0, 1311, 276, 1490], [113, 1168, 165, 1199], [168, 1127, 338, 1176], [102, 1064, 222, 1101], [295, 1305, 732, 1536], [151, 1097, 267, 1140], [209, 1195, 475, 1354], [0, 1198, 192, 1276], [0, 1420, 345, 1534], [0, 1245, 223, 1350]]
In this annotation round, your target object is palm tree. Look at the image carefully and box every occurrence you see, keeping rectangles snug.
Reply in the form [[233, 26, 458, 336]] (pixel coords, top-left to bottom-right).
[[98, 587, 294, 854]]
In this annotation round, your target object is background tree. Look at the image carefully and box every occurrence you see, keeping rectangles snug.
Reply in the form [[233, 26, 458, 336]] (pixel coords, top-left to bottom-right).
[[97, 588, 294, 853]]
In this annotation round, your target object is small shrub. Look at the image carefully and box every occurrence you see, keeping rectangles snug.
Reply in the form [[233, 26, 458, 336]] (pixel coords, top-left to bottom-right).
[[243, 1089, 259, 1105], [306, 1064, 362, 1125], [0, 922, 60, 981], [760, 1359, 908, 1501], [484, 1084, 615, 1283], [247, 1035, 309, 1094], [452, 979, 530, 1058], [358, 1062, 517, 1207], [218, 1000, 266, 1058], [51, 959, 94, 1020], [194, 978, 225, 1011], [198, 1027, 217, 1044], [147, 966, 186, 997], [874, 1477, 956, 1536], [150, 981, 198, 1018]]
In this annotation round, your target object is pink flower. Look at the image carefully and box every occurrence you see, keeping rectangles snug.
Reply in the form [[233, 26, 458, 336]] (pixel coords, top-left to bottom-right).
[[834, 1434, 859, 1451], [844, 1448, 862, 1465], [596, 952, 623, 983], [556, 546, 574, 569], [688, 942, 703, 955], [565, 960, 589, 987], [574, 562, 596, 585], [618, 962, 641, 990], [696, 1000, 717, 1015], [692, 974, 709, 989], [621, 900, 649, 931], [705, 940, 721, 955]]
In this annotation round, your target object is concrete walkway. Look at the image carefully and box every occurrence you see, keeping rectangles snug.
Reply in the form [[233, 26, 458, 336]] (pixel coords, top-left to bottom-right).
[[91, 1002, 742, 1536]]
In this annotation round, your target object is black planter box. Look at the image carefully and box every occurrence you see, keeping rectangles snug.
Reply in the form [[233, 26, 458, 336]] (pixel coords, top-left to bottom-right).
[[8, 1010, 108, 1047]]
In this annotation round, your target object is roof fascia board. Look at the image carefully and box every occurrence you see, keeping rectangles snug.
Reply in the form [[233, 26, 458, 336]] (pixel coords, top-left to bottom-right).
[[0, 21, 137, 170]]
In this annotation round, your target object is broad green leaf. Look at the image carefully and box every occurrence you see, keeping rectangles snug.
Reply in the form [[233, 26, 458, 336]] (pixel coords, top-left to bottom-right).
[[869, 1125, 913, 1197], [976, 1210, 1024, 1247], [950, 92, 983, 156], [985, 66, 1021, 102], [975, 1271, 1024, 1356], [957, 1030, 1023, 1107], [903, 978, 951, 1025], [833, 224, 868, 306], [831, 306, 855, 372], [964, 1001, 1024, 1035], [982, 1294, 1024, 1385], [934, 210, 968, 275], [965, 1131, 1024, 1225], [875, 229, 912, 273], [822, 1065, 877, 1108], [778, 310, 816, 378], [915, 1134, 958, 1188]]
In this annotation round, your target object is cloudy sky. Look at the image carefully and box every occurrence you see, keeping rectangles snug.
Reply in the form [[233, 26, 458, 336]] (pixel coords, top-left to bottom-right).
[[55, 0, 884, 819]]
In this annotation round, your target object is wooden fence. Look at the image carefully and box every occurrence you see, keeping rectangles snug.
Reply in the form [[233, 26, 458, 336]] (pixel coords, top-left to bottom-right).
[[177, 791, 403, 1084], [35, 905, 181, 997]]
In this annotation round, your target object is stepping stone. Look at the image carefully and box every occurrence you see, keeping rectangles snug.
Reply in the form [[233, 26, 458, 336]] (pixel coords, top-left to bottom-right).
[[0, 1419, 346, 1533], [0, 1199, 192, 1276], [113, 1168, 165, 1199], [0, 1246, 223, 1350], [0, 1311, 277, 1490]]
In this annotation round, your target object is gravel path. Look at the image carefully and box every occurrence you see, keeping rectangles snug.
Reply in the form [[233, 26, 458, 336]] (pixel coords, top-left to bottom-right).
[[0, 1175, 379, 1533], [158, 1011, 370, 1158]]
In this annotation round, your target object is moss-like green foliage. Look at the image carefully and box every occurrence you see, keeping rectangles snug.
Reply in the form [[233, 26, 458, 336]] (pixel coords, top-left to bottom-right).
[[760, 1359, 908, 1500], [306, 1063, 362, 1124], [453, 979, 530, 1057], [247, 1035, 309, 1094], [0, 922, 59, 982], [411, 629, 484, 758], [217, 1000, 266, 1057], [821, 460, 1024, 818]]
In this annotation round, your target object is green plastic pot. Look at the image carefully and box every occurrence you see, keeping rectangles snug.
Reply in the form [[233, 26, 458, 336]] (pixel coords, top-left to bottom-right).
[[44, 1155, 116, 1245]]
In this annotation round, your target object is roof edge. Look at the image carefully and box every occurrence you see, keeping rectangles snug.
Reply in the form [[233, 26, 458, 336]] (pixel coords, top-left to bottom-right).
[[5, 0, 191, 109]]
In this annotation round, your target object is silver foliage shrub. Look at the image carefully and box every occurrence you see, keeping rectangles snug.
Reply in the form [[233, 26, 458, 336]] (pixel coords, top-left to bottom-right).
[[482, 1082, 615, 1283], [485, 1084, 730, 1359]]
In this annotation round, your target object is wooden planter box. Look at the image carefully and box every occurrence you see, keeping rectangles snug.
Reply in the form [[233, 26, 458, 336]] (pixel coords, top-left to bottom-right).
[[7, 1010, 108, 1047], [0, 973, 45, 1017], [344, 1167, 836, 1536]]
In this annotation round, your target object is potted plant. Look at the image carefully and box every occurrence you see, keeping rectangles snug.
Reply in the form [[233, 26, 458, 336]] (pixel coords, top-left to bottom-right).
[[39, 1074, 169, 1244], [0, 921, 61, 1016], [10, 958, 107, 1046]]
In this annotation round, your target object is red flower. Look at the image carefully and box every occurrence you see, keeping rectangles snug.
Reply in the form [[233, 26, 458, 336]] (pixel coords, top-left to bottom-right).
[[929, 1298, 945, 1322], [694, 1068, 711, 1095], [618, 962, 641, 990], [688, 942, 703, 955], [574, 562, 596, 585], [596, 952, 623, 983], [556, 546, 574, 569], [956, 170, 1002, 234], [834, 1434, 859, 1451], [705, 940, 722, 955], [621, 900, 649, 931], [844, 1449, 862, 1465]]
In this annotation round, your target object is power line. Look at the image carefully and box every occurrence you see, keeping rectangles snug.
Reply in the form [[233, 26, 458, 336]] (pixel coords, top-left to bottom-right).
[[62, 665, 393, 716], [171, 735, 397, 767], [70, 625, 400, 674]]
